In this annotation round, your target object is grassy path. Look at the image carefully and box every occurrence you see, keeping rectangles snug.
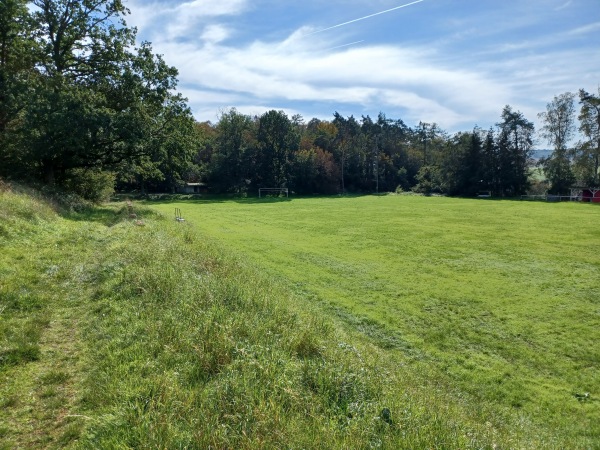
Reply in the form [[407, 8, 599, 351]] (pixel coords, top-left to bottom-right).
[[0, 300, 85, 448], [0, 188, 120, 448], [0, 205, 94, 448]]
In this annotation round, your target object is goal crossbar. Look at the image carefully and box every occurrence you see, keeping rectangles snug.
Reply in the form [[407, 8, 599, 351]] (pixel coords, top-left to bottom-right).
[[259, 188, 288, 198]]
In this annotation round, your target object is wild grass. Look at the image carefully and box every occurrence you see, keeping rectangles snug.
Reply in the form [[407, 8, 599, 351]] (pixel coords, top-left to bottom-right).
[[149, 194, 600, 447], [72, 208, 504, 448]]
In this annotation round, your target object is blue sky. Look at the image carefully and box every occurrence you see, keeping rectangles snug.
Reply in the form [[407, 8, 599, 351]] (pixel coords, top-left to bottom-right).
[[124, 0, 599, 133]]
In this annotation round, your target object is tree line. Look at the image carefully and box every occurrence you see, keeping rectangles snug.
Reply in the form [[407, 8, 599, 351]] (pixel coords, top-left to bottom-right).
[[202, 107, 535, 197], [1, 1, 599, 200], [200, 91, 599, 197]]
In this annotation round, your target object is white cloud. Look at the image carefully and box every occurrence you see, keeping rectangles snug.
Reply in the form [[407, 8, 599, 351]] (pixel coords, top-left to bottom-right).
[[567, 21, 600, 35], [555, 0, 573, 11], [175, 0, 248, 17], [126, 0, 249, 41], [188, 102, 309, 124], [156, 34, 511, 129], [126, 0, 600, 131], [201, 24, 231, 43]]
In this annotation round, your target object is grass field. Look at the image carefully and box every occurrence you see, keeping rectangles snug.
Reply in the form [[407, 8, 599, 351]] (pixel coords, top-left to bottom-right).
[[150, 194, 600, 445], [1, 184, 599, 448]]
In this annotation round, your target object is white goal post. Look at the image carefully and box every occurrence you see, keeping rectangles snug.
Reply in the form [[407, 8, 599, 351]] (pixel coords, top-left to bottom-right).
[[259, 188, 289, 198]]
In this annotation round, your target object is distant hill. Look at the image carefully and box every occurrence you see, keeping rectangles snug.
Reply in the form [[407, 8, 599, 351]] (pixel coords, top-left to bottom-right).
[[531, 149, 552, 161]]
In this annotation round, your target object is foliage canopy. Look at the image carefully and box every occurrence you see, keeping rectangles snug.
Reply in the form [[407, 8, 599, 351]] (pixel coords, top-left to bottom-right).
[[0, 0, 200, 199]]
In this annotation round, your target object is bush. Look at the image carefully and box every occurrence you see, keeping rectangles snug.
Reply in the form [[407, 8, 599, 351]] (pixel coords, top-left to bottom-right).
[[527, 179, 548, 196], [40, 184, 91, 212], [412, 165, 440, 195], [61, 168, 116, 203]]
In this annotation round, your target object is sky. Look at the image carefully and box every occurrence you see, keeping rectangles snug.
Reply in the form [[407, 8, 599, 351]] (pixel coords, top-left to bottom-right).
[[123, 0, 600, 134]]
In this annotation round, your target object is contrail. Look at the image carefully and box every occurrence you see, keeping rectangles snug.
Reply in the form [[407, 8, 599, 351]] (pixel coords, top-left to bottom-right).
[[306, 0, 426, 36], [326, 40, 365, 51]]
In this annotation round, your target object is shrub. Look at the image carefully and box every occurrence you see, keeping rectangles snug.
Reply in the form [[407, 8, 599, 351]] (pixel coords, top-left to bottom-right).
[[61, 168, 116, 203]]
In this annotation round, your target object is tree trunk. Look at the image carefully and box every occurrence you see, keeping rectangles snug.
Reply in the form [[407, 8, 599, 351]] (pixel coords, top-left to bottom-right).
[[42, 159, 55, 185]]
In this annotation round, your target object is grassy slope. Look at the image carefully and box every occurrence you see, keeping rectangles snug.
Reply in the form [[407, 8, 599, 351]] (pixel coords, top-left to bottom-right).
[[1, 185, 544, 449], [150, 195, 600, 447]]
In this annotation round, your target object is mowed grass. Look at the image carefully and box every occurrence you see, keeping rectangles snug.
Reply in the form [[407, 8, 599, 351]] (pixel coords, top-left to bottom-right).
[[150, 195, 600, 444]]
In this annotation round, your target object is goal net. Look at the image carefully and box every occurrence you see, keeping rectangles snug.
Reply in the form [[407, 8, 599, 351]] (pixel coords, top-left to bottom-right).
[[259, 188, 289, 198]]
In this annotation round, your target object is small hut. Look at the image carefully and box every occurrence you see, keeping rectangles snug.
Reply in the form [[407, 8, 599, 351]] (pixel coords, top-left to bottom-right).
[[179, 182, 208, 194], [571, 187, 600, 203]]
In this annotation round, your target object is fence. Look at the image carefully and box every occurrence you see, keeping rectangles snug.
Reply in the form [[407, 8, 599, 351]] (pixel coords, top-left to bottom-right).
[[520, 194, 580, 202]]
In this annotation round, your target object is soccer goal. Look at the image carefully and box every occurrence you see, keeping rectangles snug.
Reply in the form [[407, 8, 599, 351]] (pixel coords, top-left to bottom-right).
[[258, 188, 289, 198]]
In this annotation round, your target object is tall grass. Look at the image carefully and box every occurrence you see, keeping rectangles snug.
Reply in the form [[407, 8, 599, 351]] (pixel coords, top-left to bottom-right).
[[74, 214, 506, 448]]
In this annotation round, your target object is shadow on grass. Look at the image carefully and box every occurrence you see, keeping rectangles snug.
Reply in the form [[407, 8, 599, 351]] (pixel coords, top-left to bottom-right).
[[0, 346, 41, 368], [62, 203, 163, 227], [124, 191, 584, 206], [63, 206, 124, 226], [136, 193, 381, 207], [60, 193, 588, 226]]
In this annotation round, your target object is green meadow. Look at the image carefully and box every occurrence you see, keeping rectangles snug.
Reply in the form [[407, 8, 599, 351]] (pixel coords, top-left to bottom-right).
[[1, 184, 599, 448], [151, 195, 600, 445]]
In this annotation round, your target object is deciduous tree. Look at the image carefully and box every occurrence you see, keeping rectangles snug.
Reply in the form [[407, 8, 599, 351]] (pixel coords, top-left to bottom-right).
[[538, 92, 576, 194], [209, 108, 256, 193], [256, 110, 299, 188], [0, 0, 199, 199], [575, 88, 600, 186], [0, 0, 37, 174]]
